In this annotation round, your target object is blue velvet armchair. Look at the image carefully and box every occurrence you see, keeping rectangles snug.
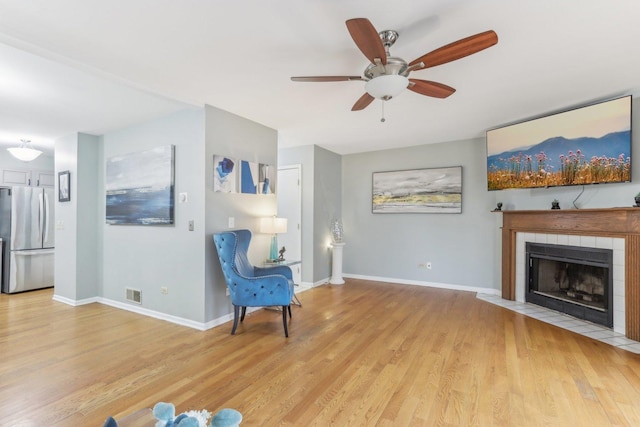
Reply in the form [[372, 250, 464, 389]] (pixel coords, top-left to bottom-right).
[[213, 229, 295, 337]]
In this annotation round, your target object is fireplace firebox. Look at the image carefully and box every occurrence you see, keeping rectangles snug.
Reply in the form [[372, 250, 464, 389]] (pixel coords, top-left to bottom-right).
[[526, 242, 613, 327]]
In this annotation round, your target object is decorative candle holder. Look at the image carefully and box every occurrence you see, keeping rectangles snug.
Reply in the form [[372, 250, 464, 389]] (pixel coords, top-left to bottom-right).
[[331, 219, 344, 243]]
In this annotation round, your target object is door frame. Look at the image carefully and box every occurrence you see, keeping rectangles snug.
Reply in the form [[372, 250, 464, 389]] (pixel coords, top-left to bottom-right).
[[278, 164, 302, 283]]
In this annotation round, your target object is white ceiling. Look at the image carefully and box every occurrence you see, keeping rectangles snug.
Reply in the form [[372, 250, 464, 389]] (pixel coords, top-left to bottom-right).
[[0, 0, 639, 156]]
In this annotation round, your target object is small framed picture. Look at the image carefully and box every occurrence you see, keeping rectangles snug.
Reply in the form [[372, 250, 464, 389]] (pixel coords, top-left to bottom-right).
[[58, 171, 70, 202]]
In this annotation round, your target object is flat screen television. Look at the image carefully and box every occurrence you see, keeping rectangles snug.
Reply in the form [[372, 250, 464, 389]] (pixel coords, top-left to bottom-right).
[[486, 95, 632, 191]]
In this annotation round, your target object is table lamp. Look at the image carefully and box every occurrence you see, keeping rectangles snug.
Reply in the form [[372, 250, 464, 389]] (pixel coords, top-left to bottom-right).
[[260, 216, 288, 261]]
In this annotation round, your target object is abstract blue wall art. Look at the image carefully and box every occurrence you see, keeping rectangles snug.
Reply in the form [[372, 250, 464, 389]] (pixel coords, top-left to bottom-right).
[[106, 145, 175, 225], [240, 160, 258, 194], [214, 155, 237, 193], [259, 163, 276, 195]]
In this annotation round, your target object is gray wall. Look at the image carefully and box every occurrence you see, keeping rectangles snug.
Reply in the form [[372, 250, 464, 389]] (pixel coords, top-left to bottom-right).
[[101, 108, 207, 322], [52, 105, 280, 326], [279, 145, 342, 284], [76, 133, 100, 300], [204, 105, 278, 322], [53, 132, 100, 301], [53, 133, 81, 300], [341, 97, 640, 293], [313, 146, 341, 281], [342, 138, 498, 290]]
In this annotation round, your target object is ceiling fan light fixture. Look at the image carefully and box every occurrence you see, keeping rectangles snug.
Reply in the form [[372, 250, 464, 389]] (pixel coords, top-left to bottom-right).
[[7, 139, 42, 162], [365, 74, 409, 100]]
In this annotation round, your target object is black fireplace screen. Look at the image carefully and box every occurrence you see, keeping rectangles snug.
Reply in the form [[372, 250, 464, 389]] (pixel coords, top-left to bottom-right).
[[526, 242, 613, 327]]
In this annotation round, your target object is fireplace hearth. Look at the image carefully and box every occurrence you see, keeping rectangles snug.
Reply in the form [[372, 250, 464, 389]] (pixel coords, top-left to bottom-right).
[[526, 242, 613, 327]]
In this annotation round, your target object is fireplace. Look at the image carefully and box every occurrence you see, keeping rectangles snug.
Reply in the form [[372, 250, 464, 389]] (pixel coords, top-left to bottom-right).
[[500, 208, 640, 340], [526, 242, 613, 327]]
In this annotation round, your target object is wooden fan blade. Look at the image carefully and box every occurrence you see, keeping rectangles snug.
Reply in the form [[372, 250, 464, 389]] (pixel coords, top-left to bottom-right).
[[352, 93, 375, 111], [291, 76, 364, 82], [409, 30, 498, 69], [346, 18, 387, 65], [408, 79, 456, 98]]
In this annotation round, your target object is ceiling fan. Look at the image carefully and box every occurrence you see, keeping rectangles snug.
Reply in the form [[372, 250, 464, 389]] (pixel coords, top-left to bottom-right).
[[291, 18, 498, 111]]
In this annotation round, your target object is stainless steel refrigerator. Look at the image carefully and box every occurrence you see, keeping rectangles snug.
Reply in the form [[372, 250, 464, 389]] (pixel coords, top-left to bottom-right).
[[0, 186, 55, 293]]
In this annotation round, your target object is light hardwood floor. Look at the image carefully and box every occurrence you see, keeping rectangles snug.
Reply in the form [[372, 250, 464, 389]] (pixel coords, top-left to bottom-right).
[[2, 279, 640, 426]]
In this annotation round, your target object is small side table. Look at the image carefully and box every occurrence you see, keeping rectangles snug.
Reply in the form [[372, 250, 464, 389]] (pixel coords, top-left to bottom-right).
[[263, 259, 302, 306]]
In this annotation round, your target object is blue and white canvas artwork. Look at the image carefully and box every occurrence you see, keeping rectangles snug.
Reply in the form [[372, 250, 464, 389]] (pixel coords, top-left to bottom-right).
[[240, 160, 258, 194], [372, 166, 462, 214], [214, 155, 237, 193], [259, 163, 276, 194], [106, 145, 175, 225]]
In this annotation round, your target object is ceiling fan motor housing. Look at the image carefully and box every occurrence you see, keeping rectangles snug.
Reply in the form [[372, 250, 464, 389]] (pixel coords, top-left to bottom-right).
[[364, 56, 409, 79]]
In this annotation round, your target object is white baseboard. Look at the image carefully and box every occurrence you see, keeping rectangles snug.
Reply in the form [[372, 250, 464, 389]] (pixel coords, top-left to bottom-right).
[[314, 277, 330, 287], [97, 298, 209, 330], [51, 275, 497, 331], [202, 306, 262, 331], [298, 278, 330, 290], [342, 273, 501, 296], [53, 294, 271, 331], [52, 294, 100, 306]]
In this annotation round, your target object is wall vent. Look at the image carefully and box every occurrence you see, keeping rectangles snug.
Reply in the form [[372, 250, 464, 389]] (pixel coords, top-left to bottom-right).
[[125, 288, 142, 304]]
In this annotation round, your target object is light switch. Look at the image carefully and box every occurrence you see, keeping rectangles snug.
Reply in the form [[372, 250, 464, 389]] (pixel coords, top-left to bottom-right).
[[179, 192, 188, 203], [56, 220, 65, 230], [228, 217, 235, 228], [188, 220, 194, 231]]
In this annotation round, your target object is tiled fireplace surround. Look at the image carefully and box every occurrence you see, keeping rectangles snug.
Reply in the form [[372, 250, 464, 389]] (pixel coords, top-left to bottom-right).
[[514, 232, 624, 334], [501, 208, 640, 341]]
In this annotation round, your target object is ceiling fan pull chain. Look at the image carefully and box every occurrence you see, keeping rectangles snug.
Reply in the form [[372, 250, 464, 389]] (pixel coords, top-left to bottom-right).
[[380, 100, 385, 123]]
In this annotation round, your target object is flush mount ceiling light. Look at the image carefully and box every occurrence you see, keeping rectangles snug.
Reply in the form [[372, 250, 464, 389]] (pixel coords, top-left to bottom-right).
[[365, 74, 409, 100], [7, 139, 42, 162]]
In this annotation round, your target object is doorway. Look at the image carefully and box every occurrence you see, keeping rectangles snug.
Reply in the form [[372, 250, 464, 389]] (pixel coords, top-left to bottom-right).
[[277, 165, 302, 284]]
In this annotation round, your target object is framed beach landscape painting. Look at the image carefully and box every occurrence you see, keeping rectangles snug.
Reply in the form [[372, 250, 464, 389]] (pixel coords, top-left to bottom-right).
[[106, 145, 175, 225], [372, 166, 462, 214]]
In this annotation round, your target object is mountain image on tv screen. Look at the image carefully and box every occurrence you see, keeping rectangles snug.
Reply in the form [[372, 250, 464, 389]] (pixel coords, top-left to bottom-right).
[[486, 96, 631, 190]]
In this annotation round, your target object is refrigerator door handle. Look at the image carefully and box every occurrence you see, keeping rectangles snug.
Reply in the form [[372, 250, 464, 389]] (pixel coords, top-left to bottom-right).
[[44, 191, 50, 243], [38, 192, 44, 239]]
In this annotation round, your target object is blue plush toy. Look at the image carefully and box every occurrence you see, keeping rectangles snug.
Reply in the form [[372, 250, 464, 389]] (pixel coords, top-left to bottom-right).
[[153, 402, 200, 427], [103, 402, 242, 427]]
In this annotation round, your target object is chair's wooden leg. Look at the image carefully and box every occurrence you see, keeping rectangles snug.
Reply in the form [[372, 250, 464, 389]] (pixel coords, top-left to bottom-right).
[[287, 305, 292, 318], [282, 306, 289, 337], [231, 305, 240, 335], [241, 306, 247, 322]]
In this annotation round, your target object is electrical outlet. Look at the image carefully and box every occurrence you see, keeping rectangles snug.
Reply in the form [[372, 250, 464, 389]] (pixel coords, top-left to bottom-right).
[[161, 287, 168, 295]]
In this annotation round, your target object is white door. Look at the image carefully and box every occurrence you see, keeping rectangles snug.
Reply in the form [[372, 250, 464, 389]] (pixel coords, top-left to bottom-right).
[[277, 165, 302, 284]]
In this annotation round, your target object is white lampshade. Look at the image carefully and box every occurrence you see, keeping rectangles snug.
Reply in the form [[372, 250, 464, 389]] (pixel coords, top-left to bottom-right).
[[365, 75, 409, 100], [7, 140, 42, 162], [260, 217, 288, 234]]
